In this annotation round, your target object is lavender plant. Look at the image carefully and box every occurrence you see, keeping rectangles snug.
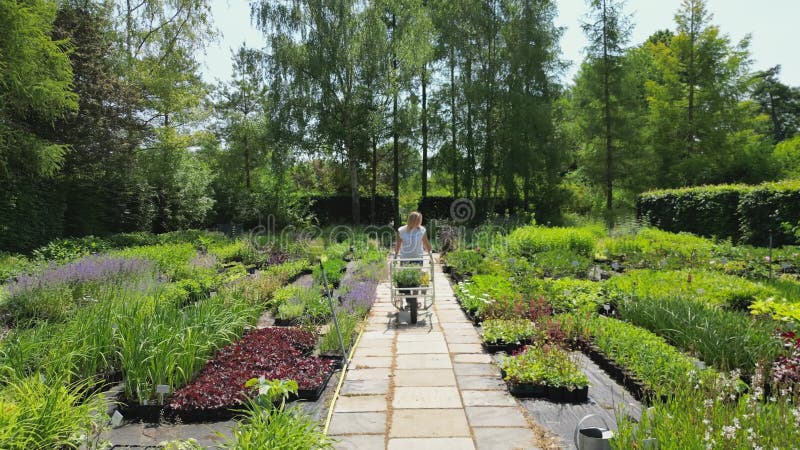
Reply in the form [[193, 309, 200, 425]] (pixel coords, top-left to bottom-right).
[[1, 255, 157, 324]]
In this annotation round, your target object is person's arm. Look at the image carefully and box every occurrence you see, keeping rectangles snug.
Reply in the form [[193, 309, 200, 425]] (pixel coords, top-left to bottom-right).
[[422, 233, 432, 253], [394, 232, 402, 257]]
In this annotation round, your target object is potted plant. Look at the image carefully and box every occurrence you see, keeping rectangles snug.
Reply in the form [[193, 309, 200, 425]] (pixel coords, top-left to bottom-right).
[[393, 268, 430, 324], [480, 318, 540, 353], [392, 268, 430, 289], [500, 345, 589, 403]]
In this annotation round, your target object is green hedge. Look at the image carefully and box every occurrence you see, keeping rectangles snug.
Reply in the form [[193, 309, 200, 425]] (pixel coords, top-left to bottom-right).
[[637, 180, 800, 246]]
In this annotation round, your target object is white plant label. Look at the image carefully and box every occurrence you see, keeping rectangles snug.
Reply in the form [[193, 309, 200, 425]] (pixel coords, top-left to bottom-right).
[[111, 411, 124, 428], [156, 384, 170, 394]]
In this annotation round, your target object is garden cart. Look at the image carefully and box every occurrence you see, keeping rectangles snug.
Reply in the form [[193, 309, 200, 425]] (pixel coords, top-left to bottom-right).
[[390, 253, 435, 324]]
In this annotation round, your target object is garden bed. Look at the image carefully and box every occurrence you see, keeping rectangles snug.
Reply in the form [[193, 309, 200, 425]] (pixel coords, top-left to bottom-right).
[[112, 327, 336, 423]]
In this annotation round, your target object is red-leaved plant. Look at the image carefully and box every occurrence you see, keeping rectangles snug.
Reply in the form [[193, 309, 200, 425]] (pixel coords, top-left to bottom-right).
[[169, 327, 333, 412], [772, 330, 800, 386]]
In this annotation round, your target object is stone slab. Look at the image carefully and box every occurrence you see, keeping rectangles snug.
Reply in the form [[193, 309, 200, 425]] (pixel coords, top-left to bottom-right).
[[456, 376, 506, 391], [328, 411, 387, 435], [461, 390, 517, 407], [396, 340, 449, 354], [388, 438, 475, 450], [466, 407, 528, 427], [349, 356, 393, 369], [454, 363, 499, 377], [340, 379, 390, 396], [394, 369, 457, 387], [332, 434, 386, 449], [449, 343, 485, 354], [395, 354, 453, 369], [347, 368, 391, 380], [393, 386, 463, 409], [454, 354, 494, 364], [473, 427, 540, 450], [389, 409, 470, 438], [333, 395, 387, 413]]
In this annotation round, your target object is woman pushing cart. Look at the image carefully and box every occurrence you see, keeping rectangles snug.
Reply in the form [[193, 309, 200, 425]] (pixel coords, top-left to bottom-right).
[[391, 212, 435, 324]]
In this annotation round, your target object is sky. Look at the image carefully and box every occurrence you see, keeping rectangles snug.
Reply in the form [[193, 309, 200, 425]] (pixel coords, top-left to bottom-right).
[[200, 0, 800, 87]]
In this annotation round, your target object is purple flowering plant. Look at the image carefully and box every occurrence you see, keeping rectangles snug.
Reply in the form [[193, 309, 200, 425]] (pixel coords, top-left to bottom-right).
[[1, 255, 157, 324]]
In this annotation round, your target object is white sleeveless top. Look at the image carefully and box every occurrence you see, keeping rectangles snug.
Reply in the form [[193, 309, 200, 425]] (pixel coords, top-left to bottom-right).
[[398, 225, 426, 259]]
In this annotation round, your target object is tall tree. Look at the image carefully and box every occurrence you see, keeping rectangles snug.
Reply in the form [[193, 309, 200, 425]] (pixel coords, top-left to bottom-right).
[[0, 0, 77, 251], [253, 0, 386, 224], [644, 0, 759, 186], [578, 0, 630, 221], [751, 66, 800, 143]]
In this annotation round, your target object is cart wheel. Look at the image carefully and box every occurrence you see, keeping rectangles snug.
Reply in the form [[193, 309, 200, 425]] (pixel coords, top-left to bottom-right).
[[408, 299, 418, 324]]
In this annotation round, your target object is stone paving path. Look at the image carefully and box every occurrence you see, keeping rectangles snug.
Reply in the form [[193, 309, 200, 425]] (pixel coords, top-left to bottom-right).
[[329, 259, 542, 450]]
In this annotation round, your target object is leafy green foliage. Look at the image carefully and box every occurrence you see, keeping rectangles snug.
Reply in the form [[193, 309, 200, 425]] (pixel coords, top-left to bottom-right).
[[313, 258, 347, 287], [481, 318, 538, 345], [606, 269, 776, 310], [506, 226, 599, 258], [500, 345, 588, 389], [0, 375, 106, 450], [575, 315, 718, 397], [614, 369, 800, 449], [392, 268, 430, 289], [616, 294, 783, 376]]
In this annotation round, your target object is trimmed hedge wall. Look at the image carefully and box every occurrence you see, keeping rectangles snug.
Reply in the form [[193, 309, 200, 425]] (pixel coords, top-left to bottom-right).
[[418, 197, 519, 223], [308, 195, 396, 225], [637, 180, 800, 246]]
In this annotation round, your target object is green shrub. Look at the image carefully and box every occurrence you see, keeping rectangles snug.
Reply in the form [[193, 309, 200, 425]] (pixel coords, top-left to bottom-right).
[[32, 236, 110, 263], [312, 258, 346, 286], [443, 249, 484, 278], [506, 226, 598, 258], [0, 254, 32, 283], [614, 371, 800, 450], [527, 249, 591, 279], [117, 291, 258, 403], [391, 268, 430, 288], [105, 232, 158, 248], [114, 243, 197, 280], [541, 278, 604, 313], [595, 228, 715, 269], [209, 241, 245, 262], [223, 394, 333, 450]]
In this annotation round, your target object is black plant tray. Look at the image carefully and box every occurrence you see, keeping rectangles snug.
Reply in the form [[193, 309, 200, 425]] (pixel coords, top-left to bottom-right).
[[505, 380, 588, 403], [116, 399, 165, 423], [319, 354, 345, 371], [168, 405, 246, 424], [289, 371, 334, 402], [273, 317, 301, 327], [465, 309, 482, 325], [580, 342, 665, 404], [482, 341, 526, 354]]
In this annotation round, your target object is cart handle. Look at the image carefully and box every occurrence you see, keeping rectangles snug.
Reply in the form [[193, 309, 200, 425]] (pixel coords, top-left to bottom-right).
[[390, 253, 434, 262]]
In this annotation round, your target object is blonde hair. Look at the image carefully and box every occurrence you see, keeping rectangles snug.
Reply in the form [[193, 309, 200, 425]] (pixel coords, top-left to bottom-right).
[[407, 211, 423, 229]]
